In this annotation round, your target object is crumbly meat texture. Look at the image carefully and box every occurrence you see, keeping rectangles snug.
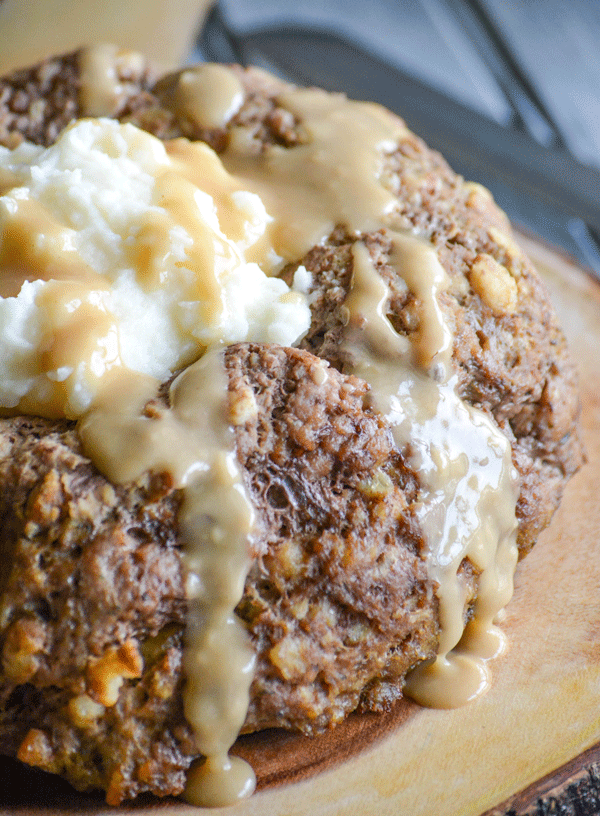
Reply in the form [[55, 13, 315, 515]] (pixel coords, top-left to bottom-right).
[[0, 51, 585, 802], [282, 222, 583, 556], [0, 344, 440, 803]]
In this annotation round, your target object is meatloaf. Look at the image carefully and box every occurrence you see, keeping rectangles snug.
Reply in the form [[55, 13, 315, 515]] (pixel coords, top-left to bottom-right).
[[0, 50, 585, 804]]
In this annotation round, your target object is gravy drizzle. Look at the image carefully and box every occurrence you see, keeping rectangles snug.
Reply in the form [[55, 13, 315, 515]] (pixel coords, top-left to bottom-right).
[[79, 44, 127, 118], [345, 241, 518, 707], [79, 352, 257, 806], [1, 51, 522, 805]]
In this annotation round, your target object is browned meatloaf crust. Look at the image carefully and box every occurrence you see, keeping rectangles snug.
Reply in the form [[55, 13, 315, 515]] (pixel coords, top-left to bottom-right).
[[0, 51, 585, 804]]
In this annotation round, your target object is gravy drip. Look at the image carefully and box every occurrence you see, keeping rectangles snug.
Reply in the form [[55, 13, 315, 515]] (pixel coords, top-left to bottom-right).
[[79, 44, 144, 118], [0, 197, 108, 299], [345, 241, 519, 707], [166, 64, 245, 130], [79, 351, 257, 806]]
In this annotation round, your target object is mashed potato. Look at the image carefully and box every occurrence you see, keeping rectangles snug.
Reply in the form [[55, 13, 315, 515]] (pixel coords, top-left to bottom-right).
[[0, 118, 311, 417]]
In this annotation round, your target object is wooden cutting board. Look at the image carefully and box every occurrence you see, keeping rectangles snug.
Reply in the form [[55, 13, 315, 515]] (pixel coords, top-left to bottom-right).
[[2, 231, 600, 816]]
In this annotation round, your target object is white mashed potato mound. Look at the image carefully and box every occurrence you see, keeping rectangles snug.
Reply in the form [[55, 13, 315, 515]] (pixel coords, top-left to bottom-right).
[[0, 118, 312, 417]]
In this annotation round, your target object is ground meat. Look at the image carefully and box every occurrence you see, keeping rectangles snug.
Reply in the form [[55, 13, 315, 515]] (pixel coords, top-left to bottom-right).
[[0, 344, 440, 803], [0, 53, 81, 149], [281, 221, 583, 556], [0, 50, 585, 803], [229, 345, 441, 735]]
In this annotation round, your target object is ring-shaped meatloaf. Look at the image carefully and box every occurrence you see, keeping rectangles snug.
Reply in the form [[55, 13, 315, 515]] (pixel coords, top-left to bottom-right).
[[0, 50, 584, 803]]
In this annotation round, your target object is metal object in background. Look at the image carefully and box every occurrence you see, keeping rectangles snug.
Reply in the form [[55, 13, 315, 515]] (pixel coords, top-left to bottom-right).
[[196, 0, 600, 276]]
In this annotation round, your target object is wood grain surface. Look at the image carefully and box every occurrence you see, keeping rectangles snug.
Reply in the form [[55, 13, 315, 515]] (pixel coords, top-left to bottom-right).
[[2, 232, 600, 816], [484, 743, 600, 816], [480, 234, 600, 816]]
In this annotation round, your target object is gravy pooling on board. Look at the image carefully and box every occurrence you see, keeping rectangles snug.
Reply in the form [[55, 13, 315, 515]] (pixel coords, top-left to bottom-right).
[[1, 52, 520, 805]]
